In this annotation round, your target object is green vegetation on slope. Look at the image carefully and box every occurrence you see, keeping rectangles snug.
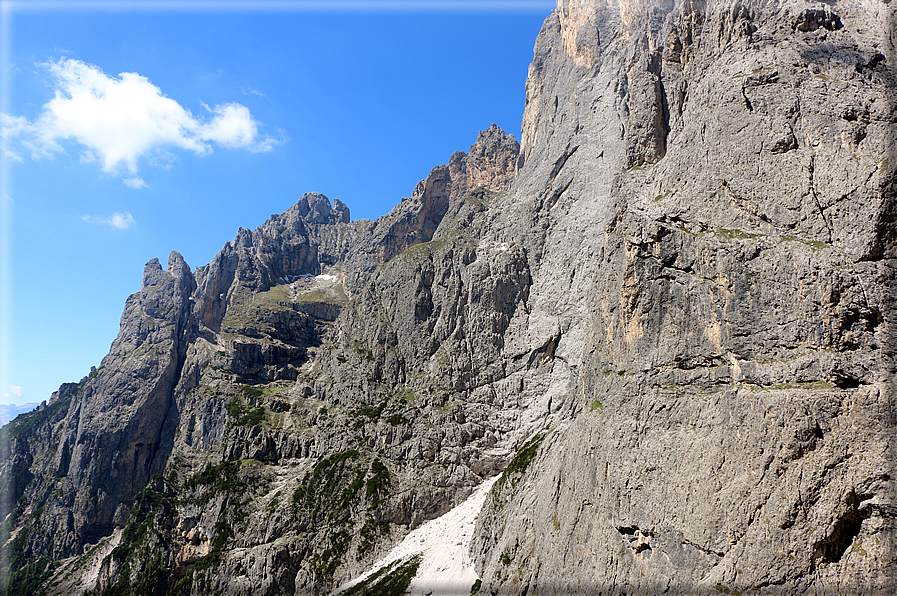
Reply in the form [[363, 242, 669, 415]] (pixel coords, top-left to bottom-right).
[[341, 555, 422, 596]]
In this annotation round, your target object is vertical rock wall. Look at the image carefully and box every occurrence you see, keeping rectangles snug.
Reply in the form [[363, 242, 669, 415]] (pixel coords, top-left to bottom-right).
[[1, 1, 893, 594], [471, 0, 895, 594]]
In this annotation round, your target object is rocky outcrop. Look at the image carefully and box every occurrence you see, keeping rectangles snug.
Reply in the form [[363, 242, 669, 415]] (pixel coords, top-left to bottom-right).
[[1, 252, 197, 563], [344, 123, 520, 281], [0, 122, 525, 594], [469, 0, 896, 594], [1, 1, 893, 595]]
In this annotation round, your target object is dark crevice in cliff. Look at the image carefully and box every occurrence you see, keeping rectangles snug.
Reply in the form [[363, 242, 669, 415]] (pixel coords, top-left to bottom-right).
[[543, 177, 574, 211], [681, 537, 725, 559], [811, 491, 873, 568], [549, 144, 579, 183], [528, 333, 561, 369], [657, 60, 672, 159]]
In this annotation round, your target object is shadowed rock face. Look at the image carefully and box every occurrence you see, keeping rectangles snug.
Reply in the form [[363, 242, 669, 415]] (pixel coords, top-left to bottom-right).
[[0, 123, 523, 592], [1, 1, 894, 595], [3, 252, 199, 557]]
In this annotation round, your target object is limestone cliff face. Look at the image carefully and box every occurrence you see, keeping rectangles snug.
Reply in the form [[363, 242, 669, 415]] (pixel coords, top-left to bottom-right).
[[470, 0, 896, 594], [2, 252, 197, 560], [1, 1, 894, 595]]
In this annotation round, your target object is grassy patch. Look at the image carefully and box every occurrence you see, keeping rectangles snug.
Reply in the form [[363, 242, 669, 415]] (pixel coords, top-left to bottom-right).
[[100, 484, 177, 596], [295, 289, 335, 304], [341, 555, 422, 596], [392, 387, 416, 404], [183, 460, 248, 497], [397, 237, 451, 261], [504, 433, 545, 477], [491, 432, 547, 508], [352, 340, 375, 361], [599, 369, 629, 377], [6, 395, 72, 437], [778, 236, 829, 250], [0, 557, 58, 596], [111, 487, 174, 563], [4, 371, 90, 437], [310, 530, 352, 585], [352, 401, 386, 420], [221, 284, 294, 332], [386, 230, 473, 268], [717, 228, 760, 241], [291, 450, 361, 518], [267, 491, 281, 513], [365, 459, 392, 502], [226, 397, 267, 427], [385, 414, 409, 426], [357, 520, 391, 560], [758, 380, 836, 391], [241, 385, 265, 398], [292, 451, 395, 580]]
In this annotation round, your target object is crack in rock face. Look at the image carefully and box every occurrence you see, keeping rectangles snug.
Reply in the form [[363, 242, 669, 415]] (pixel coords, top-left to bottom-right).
[[1, 1, 895, 595]]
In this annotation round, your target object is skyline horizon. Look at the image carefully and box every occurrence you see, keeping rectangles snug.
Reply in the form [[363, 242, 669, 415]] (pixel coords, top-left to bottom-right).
[[1, 0, 554, 407]]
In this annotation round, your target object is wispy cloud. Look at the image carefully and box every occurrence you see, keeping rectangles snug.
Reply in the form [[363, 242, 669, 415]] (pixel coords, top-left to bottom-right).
[[1, 58, 280, 186], [81, 211, 136, 230], [123, 176, 148, 189], [241, 86, 266, 97], [3, 385, 22, 401], [1, 114, 31, 163]]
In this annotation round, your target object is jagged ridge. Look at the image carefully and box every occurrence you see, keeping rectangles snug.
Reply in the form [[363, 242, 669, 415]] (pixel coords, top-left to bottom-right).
[[1, 0, 895, 595]]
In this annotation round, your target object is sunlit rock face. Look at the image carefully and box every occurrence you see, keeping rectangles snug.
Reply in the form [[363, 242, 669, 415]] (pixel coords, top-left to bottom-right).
[[473, 0, 896, 594], [1, 1, 894, 595]]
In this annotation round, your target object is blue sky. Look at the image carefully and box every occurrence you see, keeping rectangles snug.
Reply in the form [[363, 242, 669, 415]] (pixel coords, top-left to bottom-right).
[[0, 0, 553, 406]]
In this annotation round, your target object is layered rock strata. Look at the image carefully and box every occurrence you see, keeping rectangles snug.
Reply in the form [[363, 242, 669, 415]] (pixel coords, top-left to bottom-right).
[[470, 0, 896, 594], [0, 0, 894, 595]]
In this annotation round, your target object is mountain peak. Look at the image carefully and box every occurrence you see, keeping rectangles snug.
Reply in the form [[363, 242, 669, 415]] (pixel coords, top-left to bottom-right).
[[3, 2, 893, 594]]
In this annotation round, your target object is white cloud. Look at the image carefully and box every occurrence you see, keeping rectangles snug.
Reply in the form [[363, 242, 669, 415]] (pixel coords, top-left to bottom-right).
[[3, 385, 22, 401], [242, 86, 266, 97], [1, 114, 32, 162], [123, 176, 147, 189], [81, 211, 136, 230], [1, 58, 278, 185], [200, 103, 263, 149]]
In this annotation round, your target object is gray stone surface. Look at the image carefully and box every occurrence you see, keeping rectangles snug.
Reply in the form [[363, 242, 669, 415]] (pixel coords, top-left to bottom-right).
[[470, 0, 896, 594], [0, 1, 893, 594]]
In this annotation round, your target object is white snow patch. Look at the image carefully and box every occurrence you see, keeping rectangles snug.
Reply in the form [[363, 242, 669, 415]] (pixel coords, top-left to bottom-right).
[[278, 274, 312, 283], [332, 475, 500, 595], [316, 274, 338, 283]]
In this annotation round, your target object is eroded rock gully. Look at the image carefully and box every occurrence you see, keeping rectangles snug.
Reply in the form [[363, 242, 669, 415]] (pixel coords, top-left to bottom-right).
[[1, 1, 894, 594]]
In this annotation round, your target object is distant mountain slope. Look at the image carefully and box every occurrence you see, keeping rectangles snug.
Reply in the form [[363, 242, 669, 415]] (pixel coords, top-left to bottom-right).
[[0, 403, 39, 427]]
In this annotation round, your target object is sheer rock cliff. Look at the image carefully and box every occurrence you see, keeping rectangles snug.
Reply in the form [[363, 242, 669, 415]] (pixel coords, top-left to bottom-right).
[[1, 0, 894, 595], [470, 1, 895, 594]]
